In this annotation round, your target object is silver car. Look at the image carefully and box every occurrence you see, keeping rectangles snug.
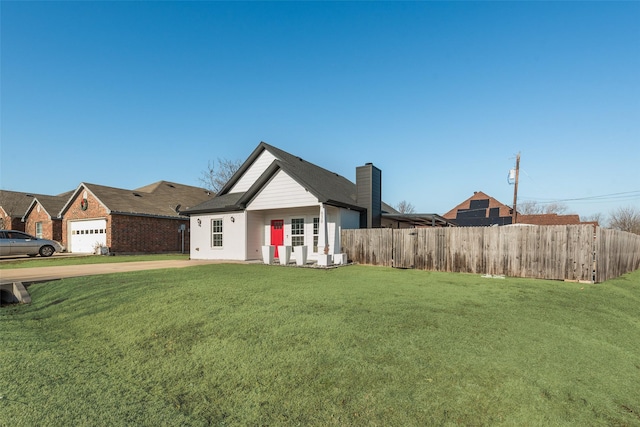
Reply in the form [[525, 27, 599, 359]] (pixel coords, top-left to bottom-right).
[[0, 230, 65, 257]]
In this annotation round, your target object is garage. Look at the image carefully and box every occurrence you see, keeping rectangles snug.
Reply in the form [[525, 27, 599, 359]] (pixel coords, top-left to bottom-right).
[[69, 219, 107, 253]]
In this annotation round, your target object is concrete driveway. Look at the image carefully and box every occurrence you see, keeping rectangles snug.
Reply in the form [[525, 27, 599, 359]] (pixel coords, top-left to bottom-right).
[[0, 259, 229, 285]]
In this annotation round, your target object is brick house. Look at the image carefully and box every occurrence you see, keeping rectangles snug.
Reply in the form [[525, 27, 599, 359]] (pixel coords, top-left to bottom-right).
[[58, 181, 214, 254], [443, 191, 515, 226], [444, 191, 596, 226], [0, 190, 65, 232], [23, 192, 73, 241], [517, 213, 582, 225]]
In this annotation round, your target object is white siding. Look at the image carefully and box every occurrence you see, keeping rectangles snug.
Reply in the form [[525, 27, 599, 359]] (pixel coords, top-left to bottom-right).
[[230, 150, 277, 193], [260, 208, 321, 259], [333, 208, 361, 253], [190, 206, 361, 261], [257, 206, 360, 260], [339, 208, 361, 230], [247, 170, 319, 211], [189, 212, 247, 260], [246, 211, 265, 260], [326, 207, 337, 254], [311, 206, 351, 256]]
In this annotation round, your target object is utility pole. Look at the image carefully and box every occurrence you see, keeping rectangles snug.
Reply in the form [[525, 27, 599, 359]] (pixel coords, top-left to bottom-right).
[[512, 153, 520, 224]]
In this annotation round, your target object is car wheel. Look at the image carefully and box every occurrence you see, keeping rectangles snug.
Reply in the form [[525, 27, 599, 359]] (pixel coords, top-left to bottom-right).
[[39, 245, 55, 257]]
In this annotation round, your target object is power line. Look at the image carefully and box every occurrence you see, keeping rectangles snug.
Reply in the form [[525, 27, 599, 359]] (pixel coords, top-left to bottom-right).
[[519, 190, 640, 205]]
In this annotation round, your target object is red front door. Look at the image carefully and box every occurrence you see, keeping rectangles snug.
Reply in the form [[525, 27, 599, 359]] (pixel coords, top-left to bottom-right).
[[270, 220, 284, 257]]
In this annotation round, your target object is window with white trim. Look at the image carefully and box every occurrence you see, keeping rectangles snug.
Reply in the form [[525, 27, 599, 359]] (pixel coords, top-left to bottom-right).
[[211, 219, 223, 247], [313, 217, 319, 253], [291, 218, 305, 247], [35, 222, 43, 238]]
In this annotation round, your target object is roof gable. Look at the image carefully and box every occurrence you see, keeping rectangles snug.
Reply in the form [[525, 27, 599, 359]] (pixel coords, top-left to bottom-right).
[[60, 181, 213, 218], [0, 190, 53, 218], [184, 142, 367, 214], [442, 191, 515, 226], [229, 149, 278, 193], [443, 191, 512, 219], [246, 169, 320, 210], [23, 194, 71, 220]]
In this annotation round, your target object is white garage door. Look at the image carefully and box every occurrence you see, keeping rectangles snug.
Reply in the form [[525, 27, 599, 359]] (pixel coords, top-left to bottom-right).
[[70, 219, 107, 253]]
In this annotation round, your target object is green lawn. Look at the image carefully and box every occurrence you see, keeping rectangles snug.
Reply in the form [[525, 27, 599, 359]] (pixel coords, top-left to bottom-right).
[[1, 264, 639, 426], [0, 253, 189, 269]]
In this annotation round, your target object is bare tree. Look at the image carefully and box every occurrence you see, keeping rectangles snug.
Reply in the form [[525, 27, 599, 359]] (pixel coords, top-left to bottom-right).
[[395, 200, 416, 214], [518, 200, 569, 215], [544, 202, 568, 215], [608, 206, 640, 234], [582, 212, 605, 226], [199, 158, 242, 193], [518, 200, 541, 215]]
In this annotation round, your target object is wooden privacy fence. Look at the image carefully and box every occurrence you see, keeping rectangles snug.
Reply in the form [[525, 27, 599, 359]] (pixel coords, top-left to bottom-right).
[[341, 225, 640, 283], [595, 227, 640, 282]]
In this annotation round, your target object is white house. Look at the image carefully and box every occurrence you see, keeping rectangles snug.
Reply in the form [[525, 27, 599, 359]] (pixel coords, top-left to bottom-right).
[[182, 142, 397, 264]]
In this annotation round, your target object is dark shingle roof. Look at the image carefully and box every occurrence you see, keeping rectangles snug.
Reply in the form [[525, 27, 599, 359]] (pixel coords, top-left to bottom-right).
[[183, 142, 397, 215], [187, 193, 246, 213], [134, 181, 215, 215], [0, 190, 55, 217], [26, 192, 73, 219], [63, 181, 213, 218], [261, 143, 358, 207], [442, 191, 512, 219]]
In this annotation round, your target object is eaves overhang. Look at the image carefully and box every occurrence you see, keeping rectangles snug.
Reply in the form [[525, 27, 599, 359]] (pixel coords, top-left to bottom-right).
[[108, 211, 189, 220], [179, 206, 245, 216], [321, 199, 365, 212], [382, 213, 457, 227], [21, 198, 53, 222], [179, 192, 247, 216]]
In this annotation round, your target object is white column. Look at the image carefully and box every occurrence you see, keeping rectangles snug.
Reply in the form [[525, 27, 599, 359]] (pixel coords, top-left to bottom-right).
[[318, 203, 329, 254], [317, 203, 333, 266]]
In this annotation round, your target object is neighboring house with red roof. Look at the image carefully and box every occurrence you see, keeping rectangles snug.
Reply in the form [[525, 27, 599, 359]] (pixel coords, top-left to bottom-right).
[[518, 213, 581, 225], [443, 191, 595, 227], [443, 191, 514, 226]]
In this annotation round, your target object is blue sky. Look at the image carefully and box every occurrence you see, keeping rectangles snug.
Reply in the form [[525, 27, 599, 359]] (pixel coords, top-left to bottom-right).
[[2, 1, 638, 219]]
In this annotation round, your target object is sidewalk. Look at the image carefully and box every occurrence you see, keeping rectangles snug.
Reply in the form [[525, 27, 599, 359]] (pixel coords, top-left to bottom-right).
[[0, 260, 228, 285]]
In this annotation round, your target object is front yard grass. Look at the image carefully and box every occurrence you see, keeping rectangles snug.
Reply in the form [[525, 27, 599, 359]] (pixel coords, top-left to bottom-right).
[[1, 264, 639, 426]]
